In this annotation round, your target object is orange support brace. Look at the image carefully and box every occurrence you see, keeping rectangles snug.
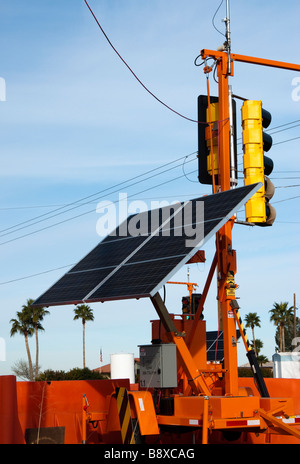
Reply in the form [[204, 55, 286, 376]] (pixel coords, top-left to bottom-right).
[[258, 408, 300, 440]]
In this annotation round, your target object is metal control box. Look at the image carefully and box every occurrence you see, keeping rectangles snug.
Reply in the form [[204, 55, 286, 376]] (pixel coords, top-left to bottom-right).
[[139, 344, 177, 388]]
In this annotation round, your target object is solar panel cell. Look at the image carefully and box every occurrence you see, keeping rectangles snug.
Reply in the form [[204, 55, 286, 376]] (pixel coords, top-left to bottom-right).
[[90, 256, 182, 301], [35, 268, 113, 306]]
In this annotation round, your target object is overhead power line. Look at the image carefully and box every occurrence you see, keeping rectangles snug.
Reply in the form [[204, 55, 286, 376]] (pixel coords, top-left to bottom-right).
[[0, 164, 202, 246], [0, 264, 76, 286], [1, 191, 299, 286], [237, 119, 300, 144], [237, 132, 300, 158], [273, 136, 300, 146], [276, 184, 300, 188], [272, 195, 300, 204], [0, 152, 198, 237], [83, 0, 207, 124], [2, 131, 299, 244], [0, 204, 65, 211], [266, 122, 300, 135]]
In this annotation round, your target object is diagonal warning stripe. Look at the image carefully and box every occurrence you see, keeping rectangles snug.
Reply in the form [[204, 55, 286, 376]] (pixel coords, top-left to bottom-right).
[[116, 387, 135, 444]]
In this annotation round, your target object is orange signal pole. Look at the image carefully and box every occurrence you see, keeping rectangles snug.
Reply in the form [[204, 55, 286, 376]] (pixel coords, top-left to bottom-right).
[[214, 51, 239, 396], [166, 281, 198, 300]]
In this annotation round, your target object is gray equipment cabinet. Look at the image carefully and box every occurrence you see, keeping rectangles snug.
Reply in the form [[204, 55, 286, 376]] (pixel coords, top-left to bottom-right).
[[139, 344, 177, 389]]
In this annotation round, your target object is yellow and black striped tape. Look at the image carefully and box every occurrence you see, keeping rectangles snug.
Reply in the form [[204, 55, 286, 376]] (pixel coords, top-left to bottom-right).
[[115, 387, 135, 444], [234, 309, 251, 352]]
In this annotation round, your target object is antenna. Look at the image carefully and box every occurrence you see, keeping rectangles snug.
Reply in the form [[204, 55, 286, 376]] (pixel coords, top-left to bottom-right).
[[224, 0, 232, 74], [224, 0, 237, 187]]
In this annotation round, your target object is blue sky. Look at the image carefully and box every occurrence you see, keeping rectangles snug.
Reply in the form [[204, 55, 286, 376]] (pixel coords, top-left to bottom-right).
[[0, 0, 299, 377]]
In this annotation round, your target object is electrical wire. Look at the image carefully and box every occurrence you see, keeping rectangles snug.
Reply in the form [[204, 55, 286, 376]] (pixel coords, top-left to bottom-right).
[[0, 204, 65, 211], [236, 119, 300, 144], [267, 123, 300, 136], [2, 5, 299, 285], [273, 136, 300, 146], [212, 0, 225, 37], [182, 156, 199, 183], [0, 165, 200, 246], [0, 157, 196, 239], [83, 1, 228, 127], [2, 129, 299, 244], [236, 133, 300, 158], [0, 151, 198, 236], [2, 185, 299, 285], [276, 184, 300, 188], [0, 264, 76, 285], [2, 192, 211, 211], [266, 120, 300, 133], [272, 195, 300, 204], [270, 176, 300, 180]]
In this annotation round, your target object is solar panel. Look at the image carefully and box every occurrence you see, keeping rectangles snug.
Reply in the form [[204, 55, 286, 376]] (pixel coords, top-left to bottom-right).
[[33, 184, 260, 307], [206, 331, 241, 362]]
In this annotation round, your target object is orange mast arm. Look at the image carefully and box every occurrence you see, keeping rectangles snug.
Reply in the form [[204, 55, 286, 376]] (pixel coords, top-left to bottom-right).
[[201, 49, 300, 73]]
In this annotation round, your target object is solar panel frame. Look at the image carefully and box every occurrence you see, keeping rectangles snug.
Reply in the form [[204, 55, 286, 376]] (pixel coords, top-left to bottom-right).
[[33, 183, 261, 307]]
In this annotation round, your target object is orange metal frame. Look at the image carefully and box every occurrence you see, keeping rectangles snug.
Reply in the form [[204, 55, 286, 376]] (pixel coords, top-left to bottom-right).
[[146, 50, 300, 443]]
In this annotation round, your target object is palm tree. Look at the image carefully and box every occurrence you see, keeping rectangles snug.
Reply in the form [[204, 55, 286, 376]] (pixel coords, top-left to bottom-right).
[[252, 338, 263, 356], [245, 312, 261, 356], [269, 301, 294, 352], [73, 304, 94, 368], [275, 316, 300, 352], [10, 310, 34, 381], [25, 299, 49, 380], [257, 355, 269, 367]]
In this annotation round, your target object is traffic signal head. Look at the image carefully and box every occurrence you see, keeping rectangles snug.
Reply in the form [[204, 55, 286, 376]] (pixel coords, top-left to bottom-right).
[[191, 293, 202, 316], [182, 293, 202, 319], [198, 95, 237, 186], [241, 100, 276, 226], [182, 296, 190, 315]]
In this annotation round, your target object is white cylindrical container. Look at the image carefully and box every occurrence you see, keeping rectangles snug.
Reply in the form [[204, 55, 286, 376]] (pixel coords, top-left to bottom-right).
[[110, 353, 135, 384]]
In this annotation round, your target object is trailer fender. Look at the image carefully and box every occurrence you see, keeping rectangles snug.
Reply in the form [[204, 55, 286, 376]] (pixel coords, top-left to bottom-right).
[[128, 391, 159, 436]]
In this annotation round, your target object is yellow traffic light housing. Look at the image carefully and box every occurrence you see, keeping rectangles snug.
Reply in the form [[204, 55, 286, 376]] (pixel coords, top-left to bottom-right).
[[198, 95, 237, 186], [242, 100, 276, 226], [205, 102, 219, 177]]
